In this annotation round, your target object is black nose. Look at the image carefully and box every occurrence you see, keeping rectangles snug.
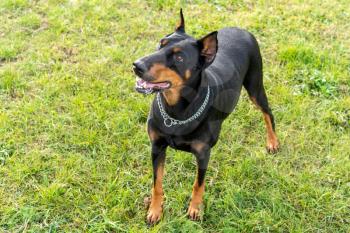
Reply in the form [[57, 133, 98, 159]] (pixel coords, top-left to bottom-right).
[[133, 60, 147, 76]]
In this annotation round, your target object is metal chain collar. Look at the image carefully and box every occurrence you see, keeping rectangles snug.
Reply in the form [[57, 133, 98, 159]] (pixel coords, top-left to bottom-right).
[[156, 86, 211, 127]]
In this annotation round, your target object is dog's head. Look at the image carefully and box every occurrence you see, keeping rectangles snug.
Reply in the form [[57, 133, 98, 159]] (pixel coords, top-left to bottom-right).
[[133, 9, 218, 95]]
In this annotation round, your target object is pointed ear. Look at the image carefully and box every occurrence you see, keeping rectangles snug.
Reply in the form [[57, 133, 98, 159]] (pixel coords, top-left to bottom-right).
[[197, 31, 218, 66], [175, 8, 185, 33]]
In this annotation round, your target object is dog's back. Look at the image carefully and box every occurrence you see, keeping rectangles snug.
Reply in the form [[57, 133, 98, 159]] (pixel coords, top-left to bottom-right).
[[206, 27, 262, 114]]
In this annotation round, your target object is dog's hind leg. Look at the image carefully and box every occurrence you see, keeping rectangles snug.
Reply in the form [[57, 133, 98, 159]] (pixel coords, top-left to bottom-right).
[[243, 50, 279, 153]]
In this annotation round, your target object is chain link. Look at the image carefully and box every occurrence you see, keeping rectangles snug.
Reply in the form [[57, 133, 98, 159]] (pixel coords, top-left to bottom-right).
[[157, 86, 210, 127]]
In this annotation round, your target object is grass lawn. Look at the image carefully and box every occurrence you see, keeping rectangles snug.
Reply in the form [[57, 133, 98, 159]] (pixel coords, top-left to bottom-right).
[[0, 0, 349, 232]]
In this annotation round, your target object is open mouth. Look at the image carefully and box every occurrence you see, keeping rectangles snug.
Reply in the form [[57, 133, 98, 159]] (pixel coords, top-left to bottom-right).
[[135, 77, 171, 94]]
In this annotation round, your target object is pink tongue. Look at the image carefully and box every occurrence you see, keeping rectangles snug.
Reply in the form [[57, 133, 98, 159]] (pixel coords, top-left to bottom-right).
[[144, 82, 169, 88], [137, 78, 169, 89]]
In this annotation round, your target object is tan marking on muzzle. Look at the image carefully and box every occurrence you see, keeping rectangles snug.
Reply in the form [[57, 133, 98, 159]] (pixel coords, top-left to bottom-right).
[[149, 63, 184, 106]]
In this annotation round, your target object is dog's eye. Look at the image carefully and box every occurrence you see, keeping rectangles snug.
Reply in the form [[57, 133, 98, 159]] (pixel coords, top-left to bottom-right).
[[174, 54, 184, 63]]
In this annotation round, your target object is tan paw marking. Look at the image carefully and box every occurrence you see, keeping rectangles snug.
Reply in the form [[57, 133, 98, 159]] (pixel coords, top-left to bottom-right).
[[147, 205, 162, 224], [266, 137, 279, 154], [187, 202, 203, 221]]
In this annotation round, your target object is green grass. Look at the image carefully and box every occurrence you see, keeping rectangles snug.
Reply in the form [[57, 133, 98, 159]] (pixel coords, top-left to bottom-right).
[[0, 0, 349, 232]]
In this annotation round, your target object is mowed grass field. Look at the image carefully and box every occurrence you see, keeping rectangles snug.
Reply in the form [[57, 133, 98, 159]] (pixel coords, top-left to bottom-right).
[[0, 0, 349, 232]]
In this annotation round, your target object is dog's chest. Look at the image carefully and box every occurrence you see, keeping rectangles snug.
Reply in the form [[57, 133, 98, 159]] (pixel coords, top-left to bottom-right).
[[165, 135, 192, 152]]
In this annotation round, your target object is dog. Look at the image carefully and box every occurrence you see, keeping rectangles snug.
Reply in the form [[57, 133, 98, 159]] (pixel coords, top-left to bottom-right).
[[133, 9, 279, 224]]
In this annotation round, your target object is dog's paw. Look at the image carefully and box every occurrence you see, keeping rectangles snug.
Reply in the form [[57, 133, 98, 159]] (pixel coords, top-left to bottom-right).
[[187, 203, 203, 221], [147, 206, 162, 225], [266, 139, 279, 154], [187, 206, 200, 220]]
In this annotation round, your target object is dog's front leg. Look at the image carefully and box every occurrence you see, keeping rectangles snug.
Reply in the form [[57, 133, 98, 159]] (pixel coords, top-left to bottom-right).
[[147, 141, 167, 224], [188, 142, 211, 220]]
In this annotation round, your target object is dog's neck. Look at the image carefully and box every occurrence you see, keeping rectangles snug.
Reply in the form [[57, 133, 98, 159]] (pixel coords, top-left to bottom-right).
[[160, 70, 208, 119]]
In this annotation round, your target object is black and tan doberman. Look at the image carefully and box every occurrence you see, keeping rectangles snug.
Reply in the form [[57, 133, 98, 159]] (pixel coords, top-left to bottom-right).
[[133, 9, 279, 224]]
